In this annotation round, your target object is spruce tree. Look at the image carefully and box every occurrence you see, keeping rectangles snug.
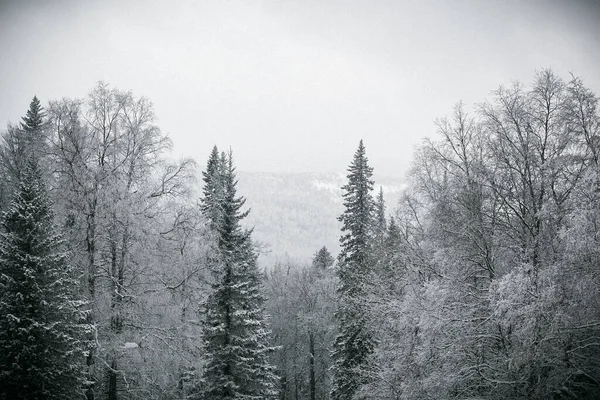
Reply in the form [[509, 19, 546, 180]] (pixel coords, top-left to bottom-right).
[[15, 96, 46, 179], [312, 246, 335, 270], [0, 96, 46, 213], [371, 187, 388, 275], [0, 159, 91, 399], [21, 96, 45, 134], [374, 186, 386, 239], [378, 217, 405, 293], [199, 149, 278, 399], [201, 145, 226, 230], [331, 139, 376, 400]]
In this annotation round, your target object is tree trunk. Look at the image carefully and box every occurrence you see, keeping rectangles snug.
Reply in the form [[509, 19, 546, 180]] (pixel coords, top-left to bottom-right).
[[85, 193, 97, 400], [309, 330, 316, 400], [108, 358, 118, 400]]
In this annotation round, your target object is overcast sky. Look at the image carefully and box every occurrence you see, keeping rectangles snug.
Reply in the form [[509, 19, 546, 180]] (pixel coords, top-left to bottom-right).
[[1, 0, 599, 177]]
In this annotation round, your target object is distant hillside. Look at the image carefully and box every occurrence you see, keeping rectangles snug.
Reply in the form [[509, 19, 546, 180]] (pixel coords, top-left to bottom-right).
[[234, 171, 405, 267]]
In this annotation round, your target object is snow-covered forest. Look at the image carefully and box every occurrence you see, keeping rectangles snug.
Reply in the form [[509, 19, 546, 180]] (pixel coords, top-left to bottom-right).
[[1, 69, 599, 400]]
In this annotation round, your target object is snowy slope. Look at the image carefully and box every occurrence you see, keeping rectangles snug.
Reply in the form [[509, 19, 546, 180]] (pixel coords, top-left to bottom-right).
[[235, 171, 405, 267]]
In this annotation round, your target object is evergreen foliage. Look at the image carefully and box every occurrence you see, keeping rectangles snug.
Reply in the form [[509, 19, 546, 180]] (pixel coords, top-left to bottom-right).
[[331, 140, 376, 400], [15, 96, 46, 176], [373, 186, 386, 239], [201, 146, 226, 230], [0, 159, 91, 400], [199, 148, 278, 399], [1, 70, 599, 400], [21, 96, 46, 134], [312, 246, 335, 270], [376, 217, 405, 294], [0, 96, 47, 212]]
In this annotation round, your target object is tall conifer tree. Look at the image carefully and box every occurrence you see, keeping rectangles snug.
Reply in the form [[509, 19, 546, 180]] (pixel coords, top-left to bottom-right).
[[331, 140, 376, 400], [0, 159, 91, 399], [0, 96, 47, 213], [198, 148, 278, 399]]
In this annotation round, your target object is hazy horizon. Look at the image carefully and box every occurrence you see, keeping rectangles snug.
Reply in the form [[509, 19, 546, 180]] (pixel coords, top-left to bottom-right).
[[2, 0, 599, 177]]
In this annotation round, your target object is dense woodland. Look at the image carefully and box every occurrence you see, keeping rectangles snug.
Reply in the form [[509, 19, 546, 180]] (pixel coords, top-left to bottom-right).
[[0, 70, 599, 399]]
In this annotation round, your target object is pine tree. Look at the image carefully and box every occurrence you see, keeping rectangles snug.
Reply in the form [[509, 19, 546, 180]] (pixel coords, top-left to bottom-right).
[[371, 187, 388, 278], [331, 140, 376, 400], [14, 96, 46, 179], [379, 217, 405, 293], [0, 96, 47, 212], [374, 186, 386, 239], [312, 246, 335, 270], [0, 159, 91, 399], [21, 96, 45, 133], [199, 149, 278, 399], [384, 217, 402, 261], [201, 145, 226, 230]]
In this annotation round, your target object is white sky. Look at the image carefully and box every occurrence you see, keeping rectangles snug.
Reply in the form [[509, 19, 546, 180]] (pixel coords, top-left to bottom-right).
[[1, 0, 599, 177]]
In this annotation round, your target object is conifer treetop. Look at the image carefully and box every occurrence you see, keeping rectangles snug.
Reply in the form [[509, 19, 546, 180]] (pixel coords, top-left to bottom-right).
[[21, 96, 46, 133], [374, 186, 386, 237], [201, 145, 226, 229], [199, 147, 278, 400], [312, 246, 335, 270], [337, 139, 375, 285]]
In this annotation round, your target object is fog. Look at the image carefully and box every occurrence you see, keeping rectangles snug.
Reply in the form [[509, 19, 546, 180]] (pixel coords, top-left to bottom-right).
[[1, 0, 599, 176]]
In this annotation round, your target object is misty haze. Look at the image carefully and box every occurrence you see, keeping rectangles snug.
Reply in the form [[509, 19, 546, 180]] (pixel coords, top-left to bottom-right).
[[1, 1, 600, 399]]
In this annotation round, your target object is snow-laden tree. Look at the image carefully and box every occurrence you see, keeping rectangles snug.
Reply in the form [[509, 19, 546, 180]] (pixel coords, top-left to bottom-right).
[[312, 246, 335, 270], [373, 186, 387, 240], [198, 148, 278, 399], [45, 83, 199, 400], [331, 139, 376, 400], [201, 145, 226, 231], [266, 259, 337, 400], [0, 96, 47, 213], [360, 70, 600, 400], [0, 159, 92, 399]]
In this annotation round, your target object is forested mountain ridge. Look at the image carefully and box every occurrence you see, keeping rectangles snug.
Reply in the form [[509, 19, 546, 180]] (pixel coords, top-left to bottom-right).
[[1, 70, 600, 400], [235, 171, 405, 265]]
